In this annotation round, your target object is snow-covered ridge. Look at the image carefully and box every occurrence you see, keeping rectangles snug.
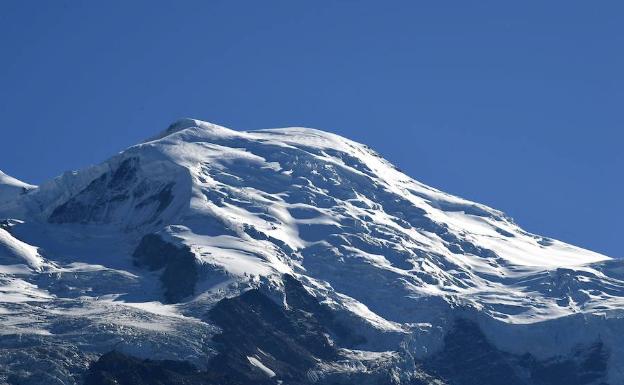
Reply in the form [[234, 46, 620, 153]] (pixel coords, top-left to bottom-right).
[[0, 170, 35, 206], [0, 118, 622, 384]]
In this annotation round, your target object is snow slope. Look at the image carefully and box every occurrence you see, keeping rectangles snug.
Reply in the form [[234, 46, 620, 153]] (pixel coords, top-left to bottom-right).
[[0, 171, 34, 206], [0, 118, 622, 384]]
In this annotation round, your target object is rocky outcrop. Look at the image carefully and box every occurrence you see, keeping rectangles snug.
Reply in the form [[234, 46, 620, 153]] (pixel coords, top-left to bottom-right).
[[133, 234, 198, 303]]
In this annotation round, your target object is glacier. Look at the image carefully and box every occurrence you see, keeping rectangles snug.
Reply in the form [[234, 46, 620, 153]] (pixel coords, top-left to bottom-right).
[[0, 118, 622, 384]]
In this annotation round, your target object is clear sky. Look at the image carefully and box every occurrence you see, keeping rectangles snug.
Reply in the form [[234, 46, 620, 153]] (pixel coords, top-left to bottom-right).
[[1, 1, 622, 257]]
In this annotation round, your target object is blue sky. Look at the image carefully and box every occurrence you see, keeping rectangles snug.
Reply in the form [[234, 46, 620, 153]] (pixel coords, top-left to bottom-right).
[[1, 1, 622, 257]]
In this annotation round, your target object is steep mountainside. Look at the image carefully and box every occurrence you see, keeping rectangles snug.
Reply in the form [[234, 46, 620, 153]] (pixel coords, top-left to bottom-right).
[[0, 119, 622, 385]]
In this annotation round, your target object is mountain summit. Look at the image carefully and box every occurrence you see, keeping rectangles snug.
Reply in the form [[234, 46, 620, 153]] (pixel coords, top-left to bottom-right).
[[0, 119, 621, 385]]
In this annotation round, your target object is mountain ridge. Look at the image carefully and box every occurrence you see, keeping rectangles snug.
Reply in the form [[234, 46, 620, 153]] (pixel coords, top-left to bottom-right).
[[0, 118, 622, 384]]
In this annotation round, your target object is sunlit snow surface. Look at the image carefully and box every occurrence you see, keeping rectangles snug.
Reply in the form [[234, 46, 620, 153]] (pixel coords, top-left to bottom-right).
[[1, 118, 624, 383]]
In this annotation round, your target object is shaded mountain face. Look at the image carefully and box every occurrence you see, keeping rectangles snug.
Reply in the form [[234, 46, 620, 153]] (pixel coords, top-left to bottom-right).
[[0, 118, 622, 384]]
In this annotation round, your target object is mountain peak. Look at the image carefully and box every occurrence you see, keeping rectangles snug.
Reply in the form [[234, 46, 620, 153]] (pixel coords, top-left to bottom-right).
[[2, 119, 623, 384], [148, 118, 240, 143], [164, 117, 202, 134]]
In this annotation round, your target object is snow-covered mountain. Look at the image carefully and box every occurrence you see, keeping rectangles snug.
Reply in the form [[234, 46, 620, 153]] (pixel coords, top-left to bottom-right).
[[1, 118, 622, 385]]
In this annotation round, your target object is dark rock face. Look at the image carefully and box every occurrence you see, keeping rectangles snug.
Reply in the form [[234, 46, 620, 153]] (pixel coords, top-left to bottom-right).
[[519, 342, 608, 385], [83, 351, 212, 385], [135, 182, 174, 219], [84, 279, 610, 385], [205, 286, 340, 384], [424, 318, 528, 385], [84, 275, 376, 385], [282, 274, 366, 348], [48, 157, 175, 225], [133, 234, 198, 303], [424, 318, 609, 385], [49, 158, 139, 224], [0, 219, 12, 232]]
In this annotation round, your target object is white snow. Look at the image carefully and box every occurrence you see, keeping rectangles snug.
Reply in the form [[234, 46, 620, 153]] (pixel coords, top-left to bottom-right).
[[247, 355, 276, 377], [0, 170, 35, 206], [0, 118, 622, 383], [0, 228, 45, 270]]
